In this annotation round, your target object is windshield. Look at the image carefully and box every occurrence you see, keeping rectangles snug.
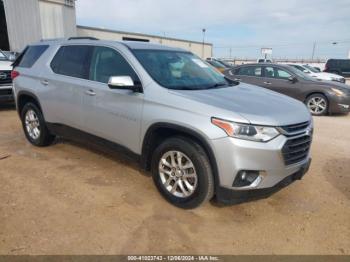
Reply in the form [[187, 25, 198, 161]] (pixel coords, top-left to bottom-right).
[[0, 50, 7, 61], [207, 60, 226, 69], [286, 65, 317, 81], [303, 64, 318, 73], [133, 50, 232, 90]]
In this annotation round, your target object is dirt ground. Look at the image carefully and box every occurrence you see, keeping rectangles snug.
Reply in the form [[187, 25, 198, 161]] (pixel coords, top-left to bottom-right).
[[0, 104, 349, 255]]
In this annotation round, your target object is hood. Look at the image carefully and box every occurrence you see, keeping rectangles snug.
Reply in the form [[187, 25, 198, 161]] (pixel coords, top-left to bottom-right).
[[170, 83, 311, 126], [308, 78, 350, 91], [312, 72, 343, 80], [0, 60, 12, 71]]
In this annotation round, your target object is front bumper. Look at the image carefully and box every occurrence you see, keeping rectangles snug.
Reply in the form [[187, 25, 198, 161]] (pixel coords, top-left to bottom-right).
[[0, 84, 14, 102], [215, 159, 311, 204], [210, 133, 312, 204], [328, 94, 350, 114]]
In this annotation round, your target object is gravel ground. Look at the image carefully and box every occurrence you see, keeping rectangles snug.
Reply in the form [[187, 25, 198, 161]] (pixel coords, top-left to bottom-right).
[[0, 105, 349, 255]]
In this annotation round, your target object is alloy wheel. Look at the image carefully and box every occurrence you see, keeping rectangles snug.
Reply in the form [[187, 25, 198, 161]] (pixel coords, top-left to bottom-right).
[[25, 109, 41, 140], [307, 96, 327, 114], [158, 150, 198, 198]]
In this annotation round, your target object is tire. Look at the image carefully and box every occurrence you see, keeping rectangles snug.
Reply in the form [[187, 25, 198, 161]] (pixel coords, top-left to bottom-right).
[[151, 136, 214, 209], [305, 94, 329, 116], [21, 102, 55, 146]]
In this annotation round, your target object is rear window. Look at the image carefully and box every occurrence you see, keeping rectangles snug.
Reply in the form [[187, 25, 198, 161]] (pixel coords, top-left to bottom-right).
[[237, 66, 262, 77], [17, 45, 49, 68], [50, 45, 92, 79]]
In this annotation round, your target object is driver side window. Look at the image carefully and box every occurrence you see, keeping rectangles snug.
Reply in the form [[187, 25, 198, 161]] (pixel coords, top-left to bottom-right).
[[89, 46, 139, 84], [264, 67, 291, 80]]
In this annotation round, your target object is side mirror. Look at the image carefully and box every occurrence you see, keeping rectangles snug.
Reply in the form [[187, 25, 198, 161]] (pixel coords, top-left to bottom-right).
[[288, 76, 298, 83], [108, 76, 141, 92], [303, 69, 310, 74]]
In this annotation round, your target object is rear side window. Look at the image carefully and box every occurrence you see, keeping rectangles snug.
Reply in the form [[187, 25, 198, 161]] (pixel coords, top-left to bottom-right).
[[237, 66, 262, 77], [17, 45, 49, 68], [51, 45, 93, 79]]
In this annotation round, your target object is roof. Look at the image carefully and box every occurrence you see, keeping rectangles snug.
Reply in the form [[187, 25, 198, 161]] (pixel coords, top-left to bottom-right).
[[77, 25, 213, 46], [122, 41, 184, 51], [236, 63, 292, 68], [38, 38, 187, 52]]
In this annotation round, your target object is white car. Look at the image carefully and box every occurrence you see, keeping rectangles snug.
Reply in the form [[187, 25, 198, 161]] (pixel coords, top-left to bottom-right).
[[288, 63, 345, 83], [0, 50, 14, 102]]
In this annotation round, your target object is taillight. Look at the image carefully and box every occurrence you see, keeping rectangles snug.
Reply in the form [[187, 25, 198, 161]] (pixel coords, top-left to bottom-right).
[[324, 64, 328, 72], [11, 70, 19, 80]]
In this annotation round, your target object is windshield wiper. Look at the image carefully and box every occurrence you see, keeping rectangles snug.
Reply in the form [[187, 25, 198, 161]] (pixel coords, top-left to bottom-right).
[[206, 82, 230, 89]]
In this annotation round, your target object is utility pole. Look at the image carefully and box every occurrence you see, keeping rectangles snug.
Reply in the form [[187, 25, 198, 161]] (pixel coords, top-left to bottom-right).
[[311, 42, 316, 60], [202, 28, 206, 59], [229, 47, 232, 59]]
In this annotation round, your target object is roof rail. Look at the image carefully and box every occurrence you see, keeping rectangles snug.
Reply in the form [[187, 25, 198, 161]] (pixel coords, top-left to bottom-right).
[[68, 37, 99, 40]]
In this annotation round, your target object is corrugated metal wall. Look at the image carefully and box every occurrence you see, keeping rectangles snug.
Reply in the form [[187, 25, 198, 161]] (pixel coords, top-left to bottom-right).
[[3, 0, 42, 52], [39, 1, 76, 39], [3, 0, 76, 52]]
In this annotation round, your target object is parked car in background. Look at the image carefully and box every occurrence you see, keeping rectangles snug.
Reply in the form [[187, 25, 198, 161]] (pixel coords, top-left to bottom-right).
[[0, 50, 14, 103], [216, 60, 235, 69], [206, 59, 228, 73], [225, 63, 350, 115], [288, 63, 345, 83], [2, 51, 19, 61], [12, 39, 313, 208], [257, 58, 272, 63], [324, 59, 350, 77]]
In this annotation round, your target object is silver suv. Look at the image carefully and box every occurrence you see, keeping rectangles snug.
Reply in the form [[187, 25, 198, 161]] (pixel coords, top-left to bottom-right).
[[12, 39, 313, 208]]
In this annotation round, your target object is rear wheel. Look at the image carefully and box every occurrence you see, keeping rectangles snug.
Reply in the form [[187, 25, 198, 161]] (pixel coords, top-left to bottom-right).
[[151, 136, 214, 209], [305, 94, 328, 116], [21, 102, 55, 146]]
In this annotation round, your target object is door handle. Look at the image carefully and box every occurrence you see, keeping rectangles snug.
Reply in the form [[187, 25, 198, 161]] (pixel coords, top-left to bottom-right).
[[41, 79, 49, 86], [263, 81, 271, 85], [85, 89, 96, 96]]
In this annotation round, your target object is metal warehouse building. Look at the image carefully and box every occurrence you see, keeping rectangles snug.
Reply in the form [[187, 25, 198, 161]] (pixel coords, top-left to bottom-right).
[[0, 0, 213, 58]]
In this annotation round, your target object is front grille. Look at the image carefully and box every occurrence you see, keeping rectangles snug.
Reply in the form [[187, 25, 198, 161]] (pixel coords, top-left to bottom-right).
[[282, 135, 311, 165], [0, 88, 12, 96], [0, 70, 12, 84], [279, 121, 310, 135]]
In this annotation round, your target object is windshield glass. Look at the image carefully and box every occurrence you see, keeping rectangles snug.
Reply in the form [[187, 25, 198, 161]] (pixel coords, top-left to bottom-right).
[[207, 60, 226, 69], [286, 65, 316, 81], [133, 50, 231, 90], [0, 50, 7, 61], [303, 64, 318, 73]]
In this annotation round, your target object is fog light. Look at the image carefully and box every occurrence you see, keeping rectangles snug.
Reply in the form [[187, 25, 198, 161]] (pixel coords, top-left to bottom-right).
[[338, 104, 349, 109], [232, 170, 260, 187]]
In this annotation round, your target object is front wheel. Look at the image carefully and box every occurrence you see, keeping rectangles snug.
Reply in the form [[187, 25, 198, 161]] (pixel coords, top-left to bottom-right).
[[151, 137, 214, 209], [21, 102, 55, 146], [305, 94, 328, 116]]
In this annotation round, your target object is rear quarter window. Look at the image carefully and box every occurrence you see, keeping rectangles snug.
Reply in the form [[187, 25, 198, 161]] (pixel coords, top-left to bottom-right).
[[50, 45, 92, 79], [17, 45, 49, 68]]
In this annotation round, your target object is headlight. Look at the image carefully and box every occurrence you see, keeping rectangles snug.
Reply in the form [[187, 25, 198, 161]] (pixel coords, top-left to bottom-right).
[[211, 118, 280, 142], [331, 88, 345, 97]]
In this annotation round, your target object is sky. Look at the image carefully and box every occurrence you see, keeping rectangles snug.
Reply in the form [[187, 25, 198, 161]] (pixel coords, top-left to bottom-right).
[[76, 0, 350, 59]]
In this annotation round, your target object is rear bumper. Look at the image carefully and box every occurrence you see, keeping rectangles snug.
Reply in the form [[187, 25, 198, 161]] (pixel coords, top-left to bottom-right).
[[215, 158, 311, 204]]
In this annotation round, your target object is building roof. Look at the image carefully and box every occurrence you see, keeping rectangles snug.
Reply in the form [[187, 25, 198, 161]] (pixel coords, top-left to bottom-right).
[[77, 25, 213, 46]]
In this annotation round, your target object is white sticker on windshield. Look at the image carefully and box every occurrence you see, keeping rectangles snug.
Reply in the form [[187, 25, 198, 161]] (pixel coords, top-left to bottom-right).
[[192, 58, 209, 68]]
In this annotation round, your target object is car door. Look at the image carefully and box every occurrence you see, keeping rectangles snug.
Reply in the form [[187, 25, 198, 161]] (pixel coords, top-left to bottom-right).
[[45, 45, 93, 129], [233, 65, 263, 86], [261, 66, 300, 99], [82, 46, 143, 153]]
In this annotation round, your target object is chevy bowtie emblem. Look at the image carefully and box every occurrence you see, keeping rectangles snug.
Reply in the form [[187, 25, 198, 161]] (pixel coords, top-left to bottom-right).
[[0, 72, 7, 80]]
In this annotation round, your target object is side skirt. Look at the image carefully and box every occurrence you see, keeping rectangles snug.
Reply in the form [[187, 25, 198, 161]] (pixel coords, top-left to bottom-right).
[[46, 123, 141, 164]]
